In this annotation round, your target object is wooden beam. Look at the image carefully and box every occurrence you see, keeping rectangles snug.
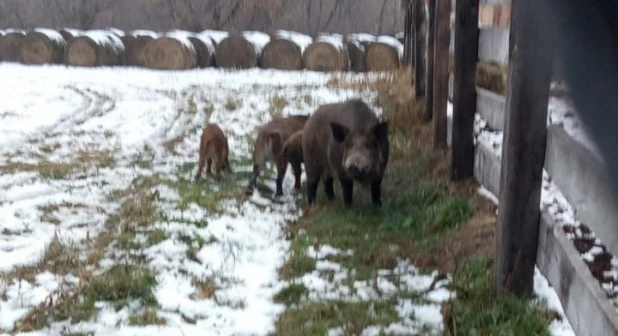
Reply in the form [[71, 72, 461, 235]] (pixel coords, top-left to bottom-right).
[[494, 0, 554, 296], [432, 0, 451, 149], [451, 0, 479, 180], [424, 0, 436, 117], [414, 0, 426, 97]]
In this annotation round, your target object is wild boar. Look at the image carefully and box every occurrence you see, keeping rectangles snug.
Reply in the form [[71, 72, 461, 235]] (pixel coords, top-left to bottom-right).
[[281, 130, 304, 191], [301, 99, 389, 207], [195, 123, 231, 181], [249, 114, 309, 196]]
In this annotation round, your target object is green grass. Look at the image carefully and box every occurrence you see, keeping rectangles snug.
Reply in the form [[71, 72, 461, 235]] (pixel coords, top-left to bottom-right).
[[446, 257, 553, 336]]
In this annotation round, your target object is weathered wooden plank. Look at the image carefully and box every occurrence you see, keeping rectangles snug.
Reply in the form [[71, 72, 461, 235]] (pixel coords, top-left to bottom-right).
[[478, 27, 509, 65], [432, 0, 451, 149], [545, 126, 618, 257], [494, 0, 554, 296], [451, 0, 479, 180], [537, 211, 618, 336]]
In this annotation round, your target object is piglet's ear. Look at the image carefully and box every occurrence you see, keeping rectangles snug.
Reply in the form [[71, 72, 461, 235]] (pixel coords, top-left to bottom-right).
[[330, 122, 349, 143], [373, 121, 388, 143]]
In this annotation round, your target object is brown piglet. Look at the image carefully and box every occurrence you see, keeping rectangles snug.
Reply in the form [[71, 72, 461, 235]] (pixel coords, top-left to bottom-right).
[[302, 99, 389, 208], [195, 123, 231, 181], [249, 114, 309, 196]]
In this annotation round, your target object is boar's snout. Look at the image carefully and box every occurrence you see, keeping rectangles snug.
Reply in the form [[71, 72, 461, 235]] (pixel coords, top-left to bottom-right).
[[343, 154, 371, 179]]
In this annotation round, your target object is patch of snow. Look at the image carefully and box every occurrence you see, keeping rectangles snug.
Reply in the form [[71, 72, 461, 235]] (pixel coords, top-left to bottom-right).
[[243, 31, 271, 55], [274, 30, 313, 53], [79, 29, 125, 54], [62, 28, 84, 37], [377, 35, 404, 62], [4, 29, 25, 34], [33, 28, 66, 45], [130, 30, 159, 38], [547, 96, 601, 159], [534, 267, 577, 336], [395, 31, 405, 39], [316, 32, 345, 52], [200, 30, 229, 44], [106, 27, 125, 37], [165, 30, 197, 54]]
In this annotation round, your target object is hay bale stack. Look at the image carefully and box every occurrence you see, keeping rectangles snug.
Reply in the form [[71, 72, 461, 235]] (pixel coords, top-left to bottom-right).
[[0, 30, 26, 63], [65, 30, 125, 67], [19, 28, 66, 65], [259, 30, 312, 70], [122, 30, 158, 67], [142, 31, 198, 70], [303, 33, 350, 72], [365, 36, 403, 72], [215, 31, 269, 69], [346, 34, 377, 73]]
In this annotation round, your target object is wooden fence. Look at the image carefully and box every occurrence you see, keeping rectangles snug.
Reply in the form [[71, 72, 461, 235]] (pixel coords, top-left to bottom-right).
[[0, 28, 406, 73], [405, 0, 618, 334]]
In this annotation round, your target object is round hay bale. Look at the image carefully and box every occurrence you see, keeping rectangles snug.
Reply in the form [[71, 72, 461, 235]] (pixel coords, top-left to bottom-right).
[[365, 36, 403, 72], [19, 29, 66, 65], [215, 34, 259, 69], [142, 34, 197, 70], [64, 30, 125, 67], [123, 30, 158, 67], [303, 34, 350, 72], [0, 31, 26, 62], [259, 38, 302, 70]]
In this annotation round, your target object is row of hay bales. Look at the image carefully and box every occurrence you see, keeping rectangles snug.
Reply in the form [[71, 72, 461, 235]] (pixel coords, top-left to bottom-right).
[[0, 28, 407, 72]]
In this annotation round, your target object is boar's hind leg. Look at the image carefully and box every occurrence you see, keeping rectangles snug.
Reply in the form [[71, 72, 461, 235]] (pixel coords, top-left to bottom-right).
[[324, 176, 335, 201], [275, 158, 288, 197], [292, 160, 302, 191], [340, 178, 354, 208], [305, 168, 321, 206], [371, 179, 383, 207]]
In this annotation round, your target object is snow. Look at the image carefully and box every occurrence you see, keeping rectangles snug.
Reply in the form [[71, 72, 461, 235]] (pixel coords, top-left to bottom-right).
[[107, 28, 126, 37], [69, 29, 125, 54], [242, 31, 271, 55], [395, 32, 404, 40], [199, 30, 229, 44], [377, 35, 404, 61], [0, 64, 452, 335], [33, 28, 66, 45], [62, 28, 84, 36], [316, 32, 345, 51], [346, 33, 377, 52], [4, 29, 25, 34], [165, 30, 197, 54], [274, 30, 313, 53], [130, 30, 159, 38]]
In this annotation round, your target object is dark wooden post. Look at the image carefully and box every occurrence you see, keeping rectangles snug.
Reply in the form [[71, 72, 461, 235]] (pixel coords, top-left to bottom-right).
[[414, 0, 426, 97], [432, 0, 450, 149], [451, 0, 479, 180], [424, 0, 436, 117], [494, 0, 554, 296], [403, 1, 412, 67]]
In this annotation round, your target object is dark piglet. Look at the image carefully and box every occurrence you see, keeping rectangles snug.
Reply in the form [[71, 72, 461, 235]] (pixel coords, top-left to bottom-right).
[[249, 114, 309, 196], [302, 99, 389, 207], [195, 123, 231, 180], [281, 130, 304, 191]]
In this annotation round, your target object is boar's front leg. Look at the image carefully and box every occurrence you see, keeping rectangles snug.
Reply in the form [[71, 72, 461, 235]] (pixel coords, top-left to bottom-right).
[[324, 176, 335, 201], [340, 178, 353, 208], [275, 157, 287, 197], [291, 160, 302, 191], [371, 179, 383, 207]]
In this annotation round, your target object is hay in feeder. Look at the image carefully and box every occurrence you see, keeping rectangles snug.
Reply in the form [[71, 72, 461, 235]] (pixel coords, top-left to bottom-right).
[[19, 28, 66, 65], [302, 33, 350, 72], [142, 33, 197, 70], [215, 33, 261, 69], [365, 36, 403, 72], [64, 30, 125, 67], [0, 31, 26, 62]]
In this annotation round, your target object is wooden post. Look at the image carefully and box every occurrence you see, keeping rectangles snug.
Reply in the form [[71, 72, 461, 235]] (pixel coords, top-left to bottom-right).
[[432, 0, 450, 149], [424, 0, 436, 117], [451, 0, 479, 180], [494, 0, 554, 296], [403, 2, 412, 67], [415, 0, 427, 98]]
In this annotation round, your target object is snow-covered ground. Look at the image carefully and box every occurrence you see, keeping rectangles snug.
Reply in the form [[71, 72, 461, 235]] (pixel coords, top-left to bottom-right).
[[0, 64, 455, 336]]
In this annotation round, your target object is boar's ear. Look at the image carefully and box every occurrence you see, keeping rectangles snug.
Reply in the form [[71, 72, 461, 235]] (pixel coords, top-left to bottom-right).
[[267, 131, 283, 156], [330, 122, 350, 143], [373, 121, 388, 143]]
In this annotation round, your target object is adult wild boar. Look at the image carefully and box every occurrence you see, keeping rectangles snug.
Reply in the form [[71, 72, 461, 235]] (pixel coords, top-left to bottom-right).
[[302, 99, 389, 207], [249, 114, 309, 196], [281, 130, 304, 191]]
